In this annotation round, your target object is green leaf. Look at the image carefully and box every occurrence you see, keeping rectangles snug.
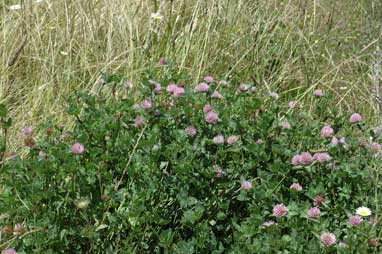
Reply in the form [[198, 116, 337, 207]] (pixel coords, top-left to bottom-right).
[[158, 229, 174, 248], [0, 104, 7, 117], [2, 118, 12, 128]]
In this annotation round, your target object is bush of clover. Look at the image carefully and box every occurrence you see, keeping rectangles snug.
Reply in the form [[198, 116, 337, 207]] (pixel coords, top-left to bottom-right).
[[1, 64, 382, 253]]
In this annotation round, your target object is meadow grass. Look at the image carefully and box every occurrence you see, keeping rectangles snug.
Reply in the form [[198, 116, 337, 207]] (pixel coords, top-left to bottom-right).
[[0, 0, 381, 150]]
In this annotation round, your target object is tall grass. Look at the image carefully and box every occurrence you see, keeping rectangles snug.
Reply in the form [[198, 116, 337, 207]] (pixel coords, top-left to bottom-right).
[[0, 0, 381, 150]]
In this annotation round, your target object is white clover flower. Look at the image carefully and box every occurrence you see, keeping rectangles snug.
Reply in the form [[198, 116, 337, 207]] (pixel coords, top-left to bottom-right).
[[151, 12, 163, 21], [356, 207, 371, 217], [270, 92, 279, 100]]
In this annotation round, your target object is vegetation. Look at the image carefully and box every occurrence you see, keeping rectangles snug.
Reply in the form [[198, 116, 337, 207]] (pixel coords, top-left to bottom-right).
[[0, 0, 381, 149], [1, 68, 382, 253], [0, 0, 382, 253]]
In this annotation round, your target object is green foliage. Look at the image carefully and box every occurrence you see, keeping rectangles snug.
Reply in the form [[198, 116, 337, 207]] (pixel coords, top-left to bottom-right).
[[2, 0, 382, 151], [1, 71, 382, 253]]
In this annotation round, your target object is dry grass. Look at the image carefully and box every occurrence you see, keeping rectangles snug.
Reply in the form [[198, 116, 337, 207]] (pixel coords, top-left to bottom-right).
[[0, 0, 381, 150]]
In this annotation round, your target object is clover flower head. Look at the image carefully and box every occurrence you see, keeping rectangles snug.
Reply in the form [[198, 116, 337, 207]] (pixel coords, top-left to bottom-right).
[[350, 113, 362, 123], [273, 204, 288, 218], [320, 232, 336, 246], [307, 207, 321, 218], [349, 215, 363, 226], [241, 180, 252, 190]]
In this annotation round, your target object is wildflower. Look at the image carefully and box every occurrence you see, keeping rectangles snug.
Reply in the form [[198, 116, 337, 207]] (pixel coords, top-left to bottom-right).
[[320, 232, 336, 246], [307, 207, 321, 218], [291, 154, 300, 165], [239, 83, 249, 91], [134, 118, 145, 128], [270, 92, 279, 99], [313, 89, 324, 97], [212, 135, 224, 144], [299, 152, 313, 165], [196, 82, 209, 93], [356, 207, 371, 217], [280, 120, 291, 129], [203, 104, 213, 113], [39, 151, 47, 159], [123, 81, 133, 89], [359, 137, 367, 147], [338, 242, 348, 248], [2, 226, 12, 235], [167, 84, 178, 93], [151, 12, 163, 20], [256, 139, 264, 144], [59, 133, 69, 142], [339, 137, 346, 145], [251, 86, 257, 92], [368, 239, 377, 247], [185, 126, 197, 137], [227, 136, 238, 145], [205, 111, 218, 124], [142, 100, 152, 109], [24, 137, 36, 148], [211, 91, 223, 99], [22, 126, 32, 136], [204, 76, 214, 83], [288, 101, 298, 108], [330, 136, 338, 145], [313, 152, 331, 163], [313, 195, 325, 207], [290, 183, 302, 191], [262, 220, 277, 228], [152, 144, 159, 152], [349, 113, 362, 123], [349, 215, 363, 226], [273, 204, 288, 218], [159, 57, 168, 65], [216, 166, 223, 178], [71, 142, 85, 155], [241, 181, 252, 190], [219, 80, 229, 86], [173, 87, 185, 98], [154, 84, 162, 94], [320, 125, 334, 137], [370, 142, 381, 153], [13, 224, 25, 236], [1, 249, 16, 254]]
